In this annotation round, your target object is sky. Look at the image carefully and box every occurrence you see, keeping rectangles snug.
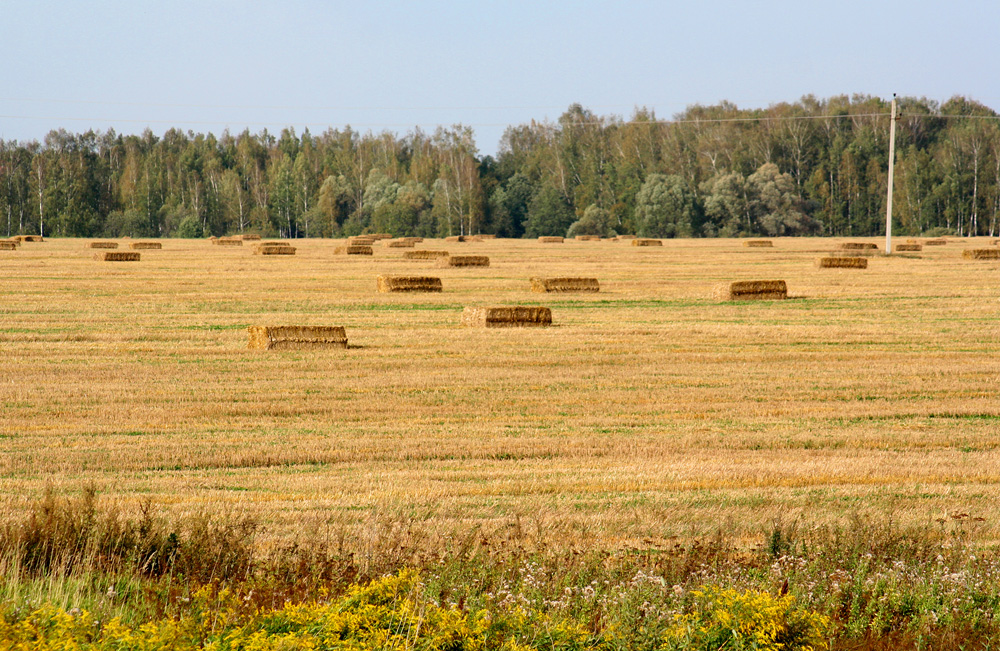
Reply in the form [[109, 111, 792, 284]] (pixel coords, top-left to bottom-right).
[[3, 0, 1000, 156]]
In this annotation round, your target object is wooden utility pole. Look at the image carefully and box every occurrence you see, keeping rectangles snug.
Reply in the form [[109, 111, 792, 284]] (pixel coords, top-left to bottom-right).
[[885, 94, 898, 253]]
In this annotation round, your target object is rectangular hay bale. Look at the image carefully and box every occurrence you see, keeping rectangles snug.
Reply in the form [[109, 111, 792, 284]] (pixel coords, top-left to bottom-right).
[[13, 235, 43, 242], [238, 234, 262, 241], [530, 277, 600, 292], [632, 238, 663, 246], [376, 275, 443, 292], [253, 244, 296, 255], [444, 235, 467, 242], [87, 241, 119, 249], [537, 236, 564, 243], [402, 249, 450, 260], [894, 244, 922, 252], [923, 239, 948, 245], [383, 239, 416, 248], [839, 242, 878, 250], [213, 237, 243, 246], [0, 240, 18, 250], [715, 279, 787, 301], [962, 248, 1000, 260], [335, 245, 373, 255], [247, 325, 347, 350], [95, 251, 140, 262], [129, 242, 162, 250], [815, 257, 868, 269], [743, 239, 773, 247], [437, 255, 490, 267], [461, 306, 552, 328]]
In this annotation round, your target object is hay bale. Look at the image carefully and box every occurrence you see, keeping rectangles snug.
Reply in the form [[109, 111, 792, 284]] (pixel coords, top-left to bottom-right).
[[530, 277, 600, 292], [537, 236, 564, 243], [95, 251, 140, 262], [247, 326, 347, 350], [401, 237, 424, 244], [13, 235, 43, 242], [0, 240, 18, 250], [632, 238, 663, 247], [437, 255, 490, 267], [334, 245, 373, 255], [444, 235, 466, 242], [715, 280, 787, 301], [262, 241, 290, 246], [87, 241, 119, 249], [383, 239, 416, 248], [923, 238, 948, 245], [894, 243, 922, 252], [574, 235, 601, 241], [129, 242, 162, 250], [815, 257, 868, 269], [468, 235, 484, 242], [253, 244, 296, 255], [615, 234, 636, 241], [376, 275, 443, 292], [477, 234, 496, 240], [743, 239, 773, 248], [839, 242, 878, 250], [348, 237, 376, 246], [239, 234, 262, 241], [370, 233, 393, 240], [962, 248, 1000, 260], [461, 306, 552, 328], [402, 249, 450, 260], [213, 237, 243, 246]]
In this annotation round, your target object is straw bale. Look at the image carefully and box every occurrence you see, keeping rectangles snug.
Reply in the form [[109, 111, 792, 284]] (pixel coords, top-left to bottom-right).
[[615, 234, 636, 241], [13, 235, 43, 242], [383, 239, 416, 248], [213, 237, 243, 246], [714, 280, 787, 301], [262, 241, 290, 246], [632, 238, 663, 247], [253, 244, 296, 255], [95, 251, 140, 262], [894, 244, 922, 252], [402, 250, 449, 260], [437, 255, 490, 267], [129, 242, 162, 250], [370, 233, 393, 240], [574, 235, 601, 241], [815, 257, 868, 269], [962, 248, 1000, 260], [743, 239, 773, 247], [530, 277, 599, 292], [477, 234, 496, 239], [348, 237, 376, 246], [238, 234, 262, 241], [0, 240, 18, 250], [247, 325, 347, 350], [444, 235, 467, 242], [839, 242, 878, 250], [376, 275, 443, 292], [468, 235, 484, 242], [923, 238, 948, 245], [334, 245, 373, 255], [87, 241, 119, 249], [538, 236, 564, 243], [461, 306, 552, 328]]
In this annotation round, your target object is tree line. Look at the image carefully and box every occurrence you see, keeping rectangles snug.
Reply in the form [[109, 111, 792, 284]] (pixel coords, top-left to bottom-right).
[[2, 94, 999, 239]]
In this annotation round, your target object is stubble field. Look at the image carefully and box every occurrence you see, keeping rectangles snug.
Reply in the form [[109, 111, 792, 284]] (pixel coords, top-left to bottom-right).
[[2, 235, 999, 551]]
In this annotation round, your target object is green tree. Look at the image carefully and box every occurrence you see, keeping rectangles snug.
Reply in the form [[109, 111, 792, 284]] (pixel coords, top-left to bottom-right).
[[567, 203, 612, 237], [523, 184, 574, 237], [635, 174, 698, 237]]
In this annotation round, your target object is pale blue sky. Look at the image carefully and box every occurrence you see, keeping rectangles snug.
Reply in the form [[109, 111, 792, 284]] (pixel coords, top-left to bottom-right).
[[2, 0, 999, 155]]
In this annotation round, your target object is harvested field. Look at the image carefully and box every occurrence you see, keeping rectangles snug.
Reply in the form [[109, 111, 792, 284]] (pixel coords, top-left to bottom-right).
[[247, 325, 347, 350], [87, 241, 118, 249], [377, 275, 444, 292], [538, 236, 564, 243], [334, 245, 373, 255], [815, 256, 868, 269], [94, 251, 140, 262], [894, 244, 922, 252], [402, 249, 449, 260], [743, 239, 773, 247], [461, 305, 552, 327], [129, 242, 162, 250], [530, 277, 600, 292], [962, 248, 1000, 260], [632, 238, 663, 246], [253, 244, 296, 255], [839, 242, 878, 250], [714, 279, 788, 301], [438, 254, 489, 267]]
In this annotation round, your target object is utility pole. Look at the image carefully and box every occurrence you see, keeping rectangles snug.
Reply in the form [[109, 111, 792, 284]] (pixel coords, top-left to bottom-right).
[[885, 94, 898, 254]]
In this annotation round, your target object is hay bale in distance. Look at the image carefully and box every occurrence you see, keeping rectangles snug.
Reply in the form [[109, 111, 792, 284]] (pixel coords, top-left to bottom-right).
[[213, 237, 243, 246], [743, 239, 773, 248], [839, 242, 878, 250], [247, 326, 347, 350], [0, 240, 18, 250], [129, 242, 162, 250], [923, 238, 947, 245], [95, 251, 140, 262], [253, 244, 296, 255], [370, 233, 393, 240], [383, 239, 416, 248], [402, 250, 449, 260], [530, 277, 600, 292], [894, 244, 922, 252], [87, 241, 119, 249], [334, 245, 373, 255], [574, 235, 601, 241], [13, 235, 43, 242], [537, 236, 564, 243], [348, 237, 376, 246], [632, 238, 663, 247], [437, 255, 490, 267], [444, 235, 467, 242], [715, 280, 787, 301], [461, 306, 552, 328], [239, 234, 262, 241], [816, 257, 868, 269], [962, 248, 1000, 260], [376, 275, 443, 292]]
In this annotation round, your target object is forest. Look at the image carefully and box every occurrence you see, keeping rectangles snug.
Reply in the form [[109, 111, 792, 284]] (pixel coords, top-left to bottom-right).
[[2, 94, 999, 240]]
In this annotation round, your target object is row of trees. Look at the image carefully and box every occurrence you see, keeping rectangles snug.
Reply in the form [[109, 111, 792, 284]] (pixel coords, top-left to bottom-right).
[[2, 94, 999, 239]]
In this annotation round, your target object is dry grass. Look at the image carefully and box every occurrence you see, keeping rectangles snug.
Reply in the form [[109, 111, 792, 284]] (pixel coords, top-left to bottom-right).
[[961, 248, 1000, 260], [461, 306, 553, 327], [247, 326, 347, 350], [376, 275, 443, 293], [93, 251, 140, 262], [815, 257, 868, 269], [129, 242, 162, 250], [437, 255, 489, 267], [530, 277, 600, 292], [2, 236, 1000, 553]]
